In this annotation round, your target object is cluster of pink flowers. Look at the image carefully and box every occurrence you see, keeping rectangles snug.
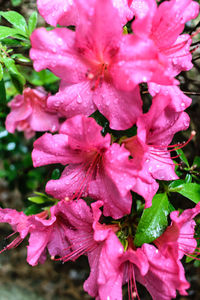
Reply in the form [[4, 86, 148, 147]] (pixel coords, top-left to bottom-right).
[[2, 0, 200, 299]]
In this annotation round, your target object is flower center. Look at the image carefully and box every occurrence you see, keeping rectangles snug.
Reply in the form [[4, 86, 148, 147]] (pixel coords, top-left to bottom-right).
[[86, 63, 109, 90], [71, 150, 103, 201]]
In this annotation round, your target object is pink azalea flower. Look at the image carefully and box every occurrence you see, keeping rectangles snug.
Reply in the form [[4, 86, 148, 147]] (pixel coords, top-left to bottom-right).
[[32, 115, 140, 219], [130, 0, 199, 78], [124, 92, 190, 207], [5, 88, 60, 139], [137, 243, 190, 300], [148, 83, 192, 112], [37, 0, 133, 27], [155, 203, 200, 260], [0, 202, 72, 266], [37, 0, 79, 27], [94, 241, 149, 300], [137, 203, 200, 300], [55, 199, 124, 300], [30, 0, 170, 130]]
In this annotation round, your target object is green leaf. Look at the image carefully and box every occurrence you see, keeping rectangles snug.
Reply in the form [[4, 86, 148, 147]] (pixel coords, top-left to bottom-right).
[[28, 196, 46, 204], [24, 204, 42, 216], [0, 63, 3, 81], [0, 78, 6, 106], [0, 11, 28, 36], [175, 183, 200, 203], [3, 57, 25, 93], [18, 67, 59, 86], [185, 173, 192, 183], [168, 179, 185, 191], [169, 181, 200, 203], [11, 53, 31, 63], [134, 193, 169, 247], [11, 0, 23, 6], [0, 26, 21, 40], [51, 168, 61, 180], [176, 148, 189, 167], [28, 12, 38, 35]]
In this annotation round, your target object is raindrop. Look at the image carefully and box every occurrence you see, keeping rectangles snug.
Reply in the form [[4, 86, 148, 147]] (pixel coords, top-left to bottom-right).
[[181, 102, 185, 108], [77, 94, 82, 104]]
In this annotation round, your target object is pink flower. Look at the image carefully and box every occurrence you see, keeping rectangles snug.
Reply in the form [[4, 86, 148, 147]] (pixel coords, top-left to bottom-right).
[[148, 84, 192, 111], [32, 115, 139, 219], [130, 0, 199, 77], [155, 203, 200, 260], [37, 0, 133, 27], [5, 88, 60, 139], [93, 241, 149, 300], [37, 0, 79, 27], [56, 199, 124, 299], [124, 92, 190, 207], [137, 243, 190, 300], [0, 202, 73, 266], [30, 0, 169, 130], [137, 203, 200, 300]]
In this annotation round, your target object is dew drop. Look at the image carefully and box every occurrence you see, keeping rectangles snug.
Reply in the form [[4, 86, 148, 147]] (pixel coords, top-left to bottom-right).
[[76, 94, 82, 104]]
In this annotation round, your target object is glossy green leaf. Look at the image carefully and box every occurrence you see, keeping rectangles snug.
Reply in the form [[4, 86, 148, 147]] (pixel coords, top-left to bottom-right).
[[0, 26, 21, 40], [185, 173, 192, 183], [3, 57, 25, 93], [0, 63, 3, 81], [11, 53, 31, 63], [0, 78, 6, 106], [176, 148, 189, 167], [0, 11, 28, 36], [178, 183, 200, 203], [28, 11, 38, 35], [168, 179, 185, 191], [169, 181, 200, 203], [18, 67, 59, 86], [134, 193, 169, 247], [28, 196, 46, 204], [24, 204, 42, 216], [51, 168, 61, 180]]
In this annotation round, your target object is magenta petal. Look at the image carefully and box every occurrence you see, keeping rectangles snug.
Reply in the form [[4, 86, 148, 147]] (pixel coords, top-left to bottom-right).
[[155, 203, 200, 260], [0, 208, 29, 239], [84, 232, 124, 299], [131, 0, 156, 38], [121, 247, 149, 278], [152, 0, 199, 49], [46, 164, 88, 200], [163, 34, 193, 76], [139, 244, 190, 299], [47, 80, 96, 118], [112, 35, 172, 91], [148, 84, 192, 111], [27, 229, 50, 266], [137, 93, 190, 146], [132, 174, 159, 208], [30, 28, 87, 83], [89, 144, 137, 219], [75, 0, 122, 57], [5, 95, 32, 133], [32, 133, 82, 167], [97, 233, 124, 300], [83, 246, 102, 298], [93, 82, 142, 130], [6, 88, 59, 138], [146, 148, 178, 181], [59, 115, 110, 150], [37, 0, 78, 26]]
